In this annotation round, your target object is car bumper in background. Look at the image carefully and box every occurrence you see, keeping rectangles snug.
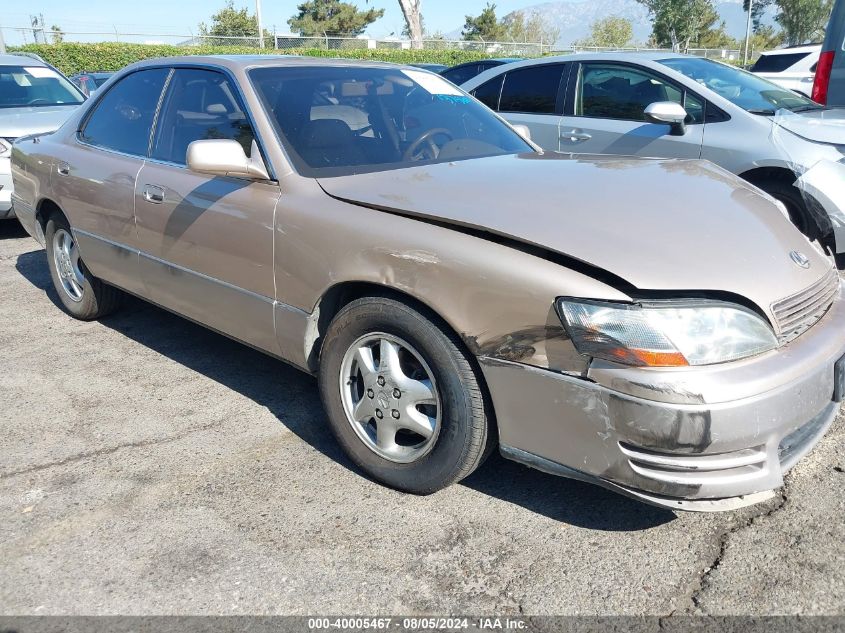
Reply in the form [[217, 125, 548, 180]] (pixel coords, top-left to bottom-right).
[[0, 157, 14, 218], [481, 283, 845, 511]]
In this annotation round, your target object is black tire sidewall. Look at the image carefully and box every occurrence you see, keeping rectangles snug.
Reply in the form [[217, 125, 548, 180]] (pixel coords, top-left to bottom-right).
[[318, 298, 485, 494]]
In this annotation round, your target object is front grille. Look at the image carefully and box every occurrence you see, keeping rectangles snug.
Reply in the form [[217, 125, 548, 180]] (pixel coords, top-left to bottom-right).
[[772, 267, 839, 344]]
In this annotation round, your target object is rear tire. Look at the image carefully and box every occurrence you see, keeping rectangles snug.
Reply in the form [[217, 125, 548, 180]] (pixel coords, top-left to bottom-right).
[[45, 214, 123, 320], [318, 297, 493, 494]]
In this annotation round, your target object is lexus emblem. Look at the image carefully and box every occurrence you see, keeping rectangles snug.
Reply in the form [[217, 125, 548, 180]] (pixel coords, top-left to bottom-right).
[[790, 250, 811, 269]]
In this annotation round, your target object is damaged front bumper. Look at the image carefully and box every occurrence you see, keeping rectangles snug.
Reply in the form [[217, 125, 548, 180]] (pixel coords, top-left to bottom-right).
[[795, 159, 845, 253], [481, 282, 845, 512]]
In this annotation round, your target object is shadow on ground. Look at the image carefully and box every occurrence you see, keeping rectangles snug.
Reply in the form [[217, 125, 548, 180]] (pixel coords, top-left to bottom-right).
[[0, 221, 28, 240], [14, 248, 675, 532]]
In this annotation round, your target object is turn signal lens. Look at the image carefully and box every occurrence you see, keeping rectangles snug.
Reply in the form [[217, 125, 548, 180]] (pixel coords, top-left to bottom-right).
[[557, 299, 778, 367]]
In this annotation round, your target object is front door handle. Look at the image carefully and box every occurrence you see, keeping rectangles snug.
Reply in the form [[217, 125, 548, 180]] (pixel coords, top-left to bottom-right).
[[561, 129, 592, 142], [57, 162, 70, 176], [142, 184, 165, 204]]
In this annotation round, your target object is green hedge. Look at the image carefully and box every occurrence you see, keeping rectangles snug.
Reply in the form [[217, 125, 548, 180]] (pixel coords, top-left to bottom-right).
[[9, 42, 496, 75]]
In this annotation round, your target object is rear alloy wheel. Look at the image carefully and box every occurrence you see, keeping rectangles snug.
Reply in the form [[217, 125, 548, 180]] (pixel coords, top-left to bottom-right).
[[45, 214, 123, 320], [319, 297, 493, 494]]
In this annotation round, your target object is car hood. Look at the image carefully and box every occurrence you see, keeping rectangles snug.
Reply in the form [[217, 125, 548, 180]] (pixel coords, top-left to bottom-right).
[[317, 152, 833, 318], [773, 108, 845, 145], [0, 105, 79, 139]]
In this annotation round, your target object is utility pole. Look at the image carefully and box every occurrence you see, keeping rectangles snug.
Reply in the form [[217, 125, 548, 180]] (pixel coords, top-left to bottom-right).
[[0, 22, 6, 54], [256, 0, 264, 48], [743, 0, 753, 66]]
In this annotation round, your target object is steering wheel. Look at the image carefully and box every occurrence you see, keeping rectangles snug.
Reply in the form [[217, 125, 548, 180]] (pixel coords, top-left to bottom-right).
[[403, 127, 453, 162], [27, 98, 51, 105]]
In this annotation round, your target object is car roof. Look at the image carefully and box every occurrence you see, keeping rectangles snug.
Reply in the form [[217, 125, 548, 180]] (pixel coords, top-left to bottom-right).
[[758, 44, 822, 55], [124, 54, 415, 73], [0, 53, 48, 67]]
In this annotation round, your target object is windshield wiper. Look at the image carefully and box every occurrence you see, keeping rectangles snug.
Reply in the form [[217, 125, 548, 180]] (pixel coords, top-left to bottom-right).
[[790, 104, 824, 113], [747, 108, 776, 115]]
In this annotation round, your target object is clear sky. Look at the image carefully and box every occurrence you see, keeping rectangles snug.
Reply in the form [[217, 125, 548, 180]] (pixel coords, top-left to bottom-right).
[[1, 0, 548, 44]]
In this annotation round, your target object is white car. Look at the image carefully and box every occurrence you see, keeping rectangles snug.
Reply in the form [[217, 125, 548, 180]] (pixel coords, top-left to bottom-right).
[[0, 54, 85, 219], [750, 44, 821, 98], [461, 52, 845, 256]]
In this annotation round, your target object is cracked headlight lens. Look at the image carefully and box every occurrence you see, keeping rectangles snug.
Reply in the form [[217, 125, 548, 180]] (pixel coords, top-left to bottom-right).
[[557, 299, 778, 367]]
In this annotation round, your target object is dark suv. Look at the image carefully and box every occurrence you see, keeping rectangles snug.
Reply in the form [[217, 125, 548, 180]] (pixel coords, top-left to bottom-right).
[[813, 0, 844, 106]]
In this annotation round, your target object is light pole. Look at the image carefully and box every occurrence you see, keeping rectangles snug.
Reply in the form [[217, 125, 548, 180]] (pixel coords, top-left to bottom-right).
[[256, 0, 265, 48], [743, 0, 753, 66], [0, 23, 6, 54]]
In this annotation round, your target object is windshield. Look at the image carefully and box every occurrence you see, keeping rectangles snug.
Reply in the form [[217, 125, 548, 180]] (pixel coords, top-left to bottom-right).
[[658, 57, 822, 114], [250, 65, 532, 177], [0, 65, 84, 108]]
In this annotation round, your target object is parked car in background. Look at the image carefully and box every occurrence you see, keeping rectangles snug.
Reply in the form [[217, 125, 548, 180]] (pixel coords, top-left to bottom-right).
[[12, 56, 845, 512], [409, 63, 448, 73], [463, 53, 845, 256], [814, 0, 845, 106], [439, 58, 521, 85], [69, 71, 114, 97], [0, 54, 85, 220], [750, 44, 821, 97]]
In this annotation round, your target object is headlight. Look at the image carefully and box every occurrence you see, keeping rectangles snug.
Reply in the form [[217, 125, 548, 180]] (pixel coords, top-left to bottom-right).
[[0, 138, 13, 157], [557, 299, 778, 367]]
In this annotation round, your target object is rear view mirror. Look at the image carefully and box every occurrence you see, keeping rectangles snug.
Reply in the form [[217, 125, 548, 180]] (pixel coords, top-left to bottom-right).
[[186, 139, 270, 180], [512, 124, 532, 141], [644, 101, 688, 136]]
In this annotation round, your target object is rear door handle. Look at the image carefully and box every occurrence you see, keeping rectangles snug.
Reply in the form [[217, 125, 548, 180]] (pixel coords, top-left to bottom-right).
[[561, 129, 592, 142], [142, 184, 165, 204], [57, 162, 70, 176]]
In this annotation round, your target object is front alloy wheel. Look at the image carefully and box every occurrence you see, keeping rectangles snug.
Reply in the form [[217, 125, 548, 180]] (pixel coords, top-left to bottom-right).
[[339, 333, 441, 463], [319, 297, 493, 494]]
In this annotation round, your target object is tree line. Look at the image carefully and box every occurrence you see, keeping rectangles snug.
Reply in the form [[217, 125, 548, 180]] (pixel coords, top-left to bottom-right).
[[196, 0, 833, 51]]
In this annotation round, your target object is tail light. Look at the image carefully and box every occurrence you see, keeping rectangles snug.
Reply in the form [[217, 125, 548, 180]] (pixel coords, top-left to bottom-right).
[[812, 50, 834, 105]]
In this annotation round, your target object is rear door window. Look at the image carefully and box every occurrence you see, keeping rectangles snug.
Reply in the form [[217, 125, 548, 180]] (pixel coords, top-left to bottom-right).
[[499, 65, 565, 114], [472, 75, 505, 110], [80, 68, 169, 156]]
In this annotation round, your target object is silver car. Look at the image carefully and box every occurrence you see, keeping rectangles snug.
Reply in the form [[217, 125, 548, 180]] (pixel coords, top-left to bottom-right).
[[462, 53, 845, 255], [0, 54, 85, 219], [11, 56, 845, 512]]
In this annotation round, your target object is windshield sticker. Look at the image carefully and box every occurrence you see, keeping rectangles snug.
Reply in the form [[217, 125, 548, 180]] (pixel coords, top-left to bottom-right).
[[402, 69, 464, 97], [24, 67, 60, 79], [435, 94, 472, 105]]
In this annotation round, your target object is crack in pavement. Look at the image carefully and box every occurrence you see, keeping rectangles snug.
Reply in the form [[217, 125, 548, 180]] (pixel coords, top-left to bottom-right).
[[680, 484, 790, 615], [0, 419, 228, 481]]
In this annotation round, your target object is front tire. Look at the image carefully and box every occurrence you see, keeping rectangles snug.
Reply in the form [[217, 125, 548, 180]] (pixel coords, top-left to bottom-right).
[[318, 297, 492, 494], [758, 179, 823, 242], [45, 215, 122, 320]]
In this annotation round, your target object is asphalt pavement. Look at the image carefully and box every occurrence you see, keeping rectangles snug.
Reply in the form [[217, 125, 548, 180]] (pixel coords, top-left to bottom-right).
[[1, 220, 844, 616]]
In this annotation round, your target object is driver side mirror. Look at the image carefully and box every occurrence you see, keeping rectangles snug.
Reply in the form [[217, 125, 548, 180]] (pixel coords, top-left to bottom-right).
[[186, 139, 270, 180], [644, 101, 688, 136]]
